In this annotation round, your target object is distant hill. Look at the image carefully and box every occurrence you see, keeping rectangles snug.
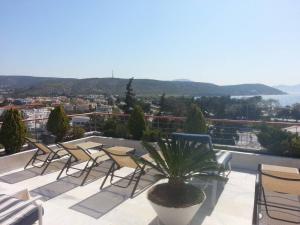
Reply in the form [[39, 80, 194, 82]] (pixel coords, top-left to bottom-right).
[[0, 75, 285, 97], [274, 85, 300, 94]]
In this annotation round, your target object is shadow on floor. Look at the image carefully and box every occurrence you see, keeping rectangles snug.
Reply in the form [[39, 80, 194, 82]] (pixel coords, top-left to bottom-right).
[[0, 158, 71, 184], [70, 169, 159, 219], [30, 160, 112, 201]]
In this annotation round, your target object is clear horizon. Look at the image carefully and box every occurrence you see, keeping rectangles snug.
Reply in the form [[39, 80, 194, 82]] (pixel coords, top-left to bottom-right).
[[1, 0, 299, 86]]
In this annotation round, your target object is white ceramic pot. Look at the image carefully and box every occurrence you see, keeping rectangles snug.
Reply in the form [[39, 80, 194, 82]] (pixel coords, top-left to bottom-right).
[[149, 190, 206, 225]]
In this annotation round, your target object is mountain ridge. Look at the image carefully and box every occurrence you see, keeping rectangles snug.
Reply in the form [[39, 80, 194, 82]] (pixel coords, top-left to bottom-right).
[[0, 75, 285, 97]]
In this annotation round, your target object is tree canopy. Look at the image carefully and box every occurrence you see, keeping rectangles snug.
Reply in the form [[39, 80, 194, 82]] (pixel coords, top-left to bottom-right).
[[46, 105, 70, 142], [184, 104, 207, 133], [0, 109, 27, 154], [128, 105, 146, 140], [124, 77, 135, 114]]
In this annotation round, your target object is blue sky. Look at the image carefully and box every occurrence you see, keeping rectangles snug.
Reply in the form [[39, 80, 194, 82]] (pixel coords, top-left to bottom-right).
[[0, 0, 299, 85]]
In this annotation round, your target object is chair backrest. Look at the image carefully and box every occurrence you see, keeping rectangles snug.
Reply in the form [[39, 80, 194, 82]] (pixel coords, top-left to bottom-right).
[[172, 132, 213, 150], [33, 143, 53, 154], [59, 143, 91, 161], [260, 164, 300, 195], [104, 147, 138, 169], [25, 137, 52, 154], [25, 137, 38, 143]]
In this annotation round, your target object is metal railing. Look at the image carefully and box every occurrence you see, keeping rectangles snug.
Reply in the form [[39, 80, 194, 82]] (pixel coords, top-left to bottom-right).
[[1, 112, 299, 151]]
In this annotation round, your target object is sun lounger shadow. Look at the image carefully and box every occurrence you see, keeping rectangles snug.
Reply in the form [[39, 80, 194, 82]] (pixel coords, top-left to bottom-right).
[[70, 169, 159, 219], [0, 158, 71, 184], [30, 160, 112, 201]]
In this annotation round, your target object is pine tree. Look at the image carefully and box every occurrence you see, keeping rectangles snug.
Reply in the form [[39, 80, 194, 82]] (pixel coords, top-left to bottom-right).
[[46, 105, 70, 142], [0, 109, 27, 154], [158, 93, 166, 115], [128, 105, 146, 140], [124, 77, 135, 114], [184, 104, 207, 133]]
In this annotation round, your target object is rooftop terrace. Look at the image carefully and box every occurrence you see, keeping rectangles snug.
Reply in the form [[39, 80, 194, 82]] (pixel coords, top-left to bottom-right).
[[1, 136, 299, 225]]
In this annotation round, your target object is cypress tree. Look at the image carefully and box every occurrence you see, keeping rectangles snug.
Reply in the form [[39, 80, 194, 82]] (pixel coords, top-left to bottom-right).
[[47, 105, 70, 142], [0, 109, 27, 154], [128, 105, 146, 140], [124, 77, 135, 114], [185, 103, 207, 133]]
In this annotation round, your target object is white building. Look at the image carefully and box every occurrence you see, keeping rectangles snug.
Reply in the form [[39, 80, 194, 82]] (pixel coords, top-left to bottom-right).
[[96, 104, 112, 113], [71, 116, 90, 127]]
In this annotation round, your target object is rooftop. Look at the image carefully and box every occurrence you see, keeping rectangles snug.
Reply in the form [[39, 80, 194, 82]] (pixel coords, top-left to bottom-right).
[[0, 136, 299, 225]]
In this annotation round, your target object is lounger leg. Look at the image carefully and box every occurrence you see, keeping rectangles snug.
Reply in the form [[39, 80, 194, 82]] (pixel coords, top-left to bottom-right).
[[81, 160, 95, 186], [131, 166, 145, 198], [40, 153, 56, 175], [57, 156, 72, 180], [100, 162, 115, 190], [24, 151, 39, 169]]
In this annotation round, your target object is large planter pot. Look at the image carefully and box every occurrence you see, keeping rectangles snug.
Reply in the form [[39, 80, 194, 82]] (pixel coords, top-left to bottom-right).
[[148, 184, 206, 225]]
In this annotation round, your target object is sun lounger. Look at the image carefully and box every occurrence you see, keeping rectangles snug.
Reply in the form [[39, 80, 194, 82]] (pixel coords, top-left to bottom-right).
[[253, 164, 300, 224], [24, 137, 69, 175], [56, 142, 106, 185], [100, 146, 150, 198]]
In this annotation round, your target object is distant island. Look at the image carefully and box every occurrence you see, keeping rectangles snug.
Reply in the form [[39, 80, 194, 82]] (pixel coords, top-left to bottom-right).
[[0, 75, 285, 97]]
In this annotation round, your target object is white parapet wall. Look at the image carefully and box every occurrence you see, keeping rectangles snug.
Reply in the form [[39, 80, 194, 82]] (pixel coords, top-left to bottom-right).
[[230, 151, 300, 171], [1, 136, 300, 174]]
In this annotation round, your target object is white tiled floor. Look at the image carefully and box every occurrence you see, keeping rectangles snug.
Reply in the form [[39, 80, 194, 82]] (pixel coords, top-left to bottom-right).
[[0, 159, 256, 225]]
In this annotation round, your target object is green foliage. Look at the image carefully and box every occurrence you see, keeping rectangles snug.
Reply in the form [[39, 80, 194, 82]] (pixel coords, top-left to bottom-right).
[[184, 104, 207, 133], [115, 123, 130, 139], [257, 125, 300, 156], [140, 138, 221, 186], [102, 118, 118, 137], [0, 109, 27, 154], [102, 118, 129, 138], [291, 103, 300, 121], [196, 96, 263, 120], [142, 128, 162, 142], [159, 96, 192, 116], [46, 105, 70, 142], [136, 99, 151, 113], [128, 106, 146, 140], [71, 126, 85, 139], [158, 93, 166, 115], [0, 98, 10, 107], [124, 77, 135, 114]]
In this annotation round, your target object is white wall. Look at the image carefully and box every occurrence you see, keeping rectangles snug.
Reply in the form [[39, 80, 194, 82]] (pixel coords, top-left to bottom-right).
[[1, 136, 300, 174]]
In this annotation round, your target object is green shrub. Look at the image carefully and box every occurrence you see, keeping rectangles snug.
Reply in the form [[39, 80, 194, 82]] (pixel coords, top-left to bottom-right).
[[257, 125, 300, 156], [115, 123, 130, 139], [142, 129, 162, 142], [102, 118, 117, 137], [184, 104, 207, 133], [102, 118, 129, 138], [69, 126, 85, 140], [47, 105, 70, 142], [0, 109, 27, 154], [128, 106, 146, 140]]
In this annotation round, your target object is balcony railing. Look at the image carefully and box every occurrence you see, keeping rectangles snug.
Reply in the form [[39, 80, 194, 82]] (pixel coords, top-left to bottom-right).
[[0, 112, 299, 152]]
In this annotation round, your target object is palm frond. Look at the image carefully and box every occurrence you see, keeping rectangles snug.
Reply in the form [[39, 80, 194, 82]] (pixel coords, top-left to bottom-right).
[[141, 137, 224, 183]]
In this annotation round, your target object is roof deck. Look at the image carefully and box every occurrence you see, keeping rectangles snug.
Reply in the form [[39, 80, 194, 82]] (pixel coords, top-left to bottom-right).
[[1, 136, 297, 225]]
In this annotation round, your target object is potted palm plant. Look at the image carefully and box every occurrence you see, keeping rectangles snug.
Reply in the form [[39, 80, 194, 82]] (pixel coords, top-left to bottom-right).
[[140, 138, 222, 225]]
